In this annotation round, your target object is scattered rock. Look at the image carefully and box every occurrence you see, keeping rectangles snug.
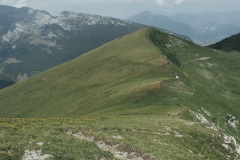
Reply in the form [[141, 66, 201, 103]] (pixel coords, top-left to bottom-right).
[[188, 150, 193, 154], [141, 129, 170, 136], [22, 150, 52, 160], [113, 135, 123, 140], [190, 110, 219, 131], [226, 114, 239, 130], [165, 126, 183, 138], [184, 121, 196, 126], [70, 131, 150, 160], [222, 134, 240, 157], [173, 130, 183, 138], [236, 146, 240, 155], [36, 142, 44, 146]]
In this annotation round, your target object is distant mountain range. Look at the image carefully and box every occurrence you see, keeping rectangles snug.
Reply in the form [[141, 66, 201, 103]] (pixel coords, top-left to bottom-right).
[[128, 11, 200, 41], [129, 10, 240, 45], [171, 10, 240, 27], [0, 5, 144, 84]]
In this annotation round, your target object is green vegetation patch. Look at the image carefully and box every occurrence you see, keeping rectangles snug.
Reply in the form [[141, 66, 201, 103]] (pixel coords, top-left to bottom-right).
[[0, 118, 113, 160], [0, 108, 234, 160]]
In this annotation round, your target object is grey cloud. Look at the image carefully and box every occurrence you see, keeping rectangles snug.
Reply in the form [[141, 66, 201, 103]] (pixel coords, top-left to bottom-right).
[[0, 0, 240, 18]]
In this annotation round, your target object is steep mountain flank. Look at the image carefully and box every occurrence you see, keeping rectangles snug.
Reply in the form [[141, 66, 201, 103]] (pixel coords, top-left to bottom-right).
[[208, 32, 240, 51], [0, 80, 15, 89]]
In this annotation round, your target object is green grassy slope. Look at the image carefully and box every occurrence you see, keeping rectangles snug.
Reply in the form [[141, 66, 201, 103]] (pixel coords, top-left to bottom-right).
[[0, 28, 240, 159], [0, 28, 173, 118]]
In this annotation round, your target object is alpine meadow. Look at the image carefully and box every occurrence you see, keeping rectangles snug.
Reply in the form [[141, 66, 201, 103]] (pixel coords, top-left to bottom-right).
[[0, 27, 240, 159]]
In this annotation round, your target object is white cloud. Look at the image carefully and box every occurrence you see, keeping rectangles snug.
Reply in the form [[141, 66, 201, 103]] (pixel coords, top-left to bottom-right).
[[68, 0, 146, 3], [155, 0, 185, 7], [155, 0, 196, 7], [175, 0, 184, 4], [155, 0, 166, 7], [127, 0, 144, 2], [0, 0, 11, 5], [0, 0, 27, 7], [1, 0, 240, 18], [14, 0, 27, 8]]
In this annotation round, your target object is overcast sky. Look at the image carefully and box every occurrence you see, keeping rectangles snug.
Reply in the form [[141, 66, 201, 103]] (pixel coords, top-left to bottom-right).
[[0, 0, 240, 18]]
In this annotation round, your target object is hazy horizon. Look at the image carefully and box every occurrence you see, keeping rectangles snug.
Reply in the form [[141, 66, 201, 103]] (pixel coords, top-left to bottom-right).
[[1, 0, 240, 18]]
